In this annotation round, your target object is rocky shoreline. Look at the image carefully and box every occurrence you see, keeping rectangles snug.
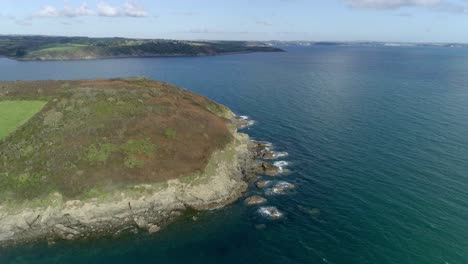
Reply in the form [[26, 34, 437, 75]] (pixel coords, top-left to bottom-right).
[[0, 114, 281, 248]]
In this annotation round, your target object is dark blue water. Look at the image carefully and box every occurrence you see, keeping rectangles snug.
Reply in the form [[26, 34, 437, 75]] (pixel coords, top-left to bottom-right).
[[1, 46, 468, 264]]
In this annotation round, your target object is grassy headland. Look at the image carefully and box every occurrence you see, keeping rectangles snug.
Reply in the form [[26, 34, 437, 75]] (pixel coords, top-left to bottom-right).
[[0, 78, 236, 201], [0, 35, 284, 60]]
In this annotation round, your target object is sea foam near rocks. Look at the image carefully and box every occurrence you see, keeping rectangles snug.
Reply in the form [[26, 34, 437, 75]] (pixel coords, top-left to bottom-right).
[[266, 181, 296, 195], [272, 152, 288, 158], [258, 206, 283, 219], [260, 150, 288, 160], [236, 115, 255, 129], [273, 161, 289, 173]]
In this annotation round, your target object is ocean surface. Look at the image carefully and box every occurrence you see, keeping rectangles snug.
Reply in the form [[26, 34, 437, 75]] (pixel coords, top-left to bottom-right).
[[1, 46, 468, 264]]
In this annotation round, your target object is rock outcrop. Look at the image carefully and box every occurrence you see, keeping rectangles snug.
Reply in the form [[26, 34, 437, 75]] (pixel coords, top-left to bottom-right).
[[0, 78, 267, 247], [258, 206, 283, 219], [255, 180, 272, 188], [0, 130, 256, 247], [244, 196, 267, 205]]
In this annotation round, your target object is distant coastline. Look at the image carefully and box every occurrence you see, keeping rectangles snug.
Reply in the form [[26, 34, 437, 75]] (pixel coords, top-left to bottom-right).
[[10, 50, 279, 62], [265, 40, 467, 48], [0, 35, 284, 61]]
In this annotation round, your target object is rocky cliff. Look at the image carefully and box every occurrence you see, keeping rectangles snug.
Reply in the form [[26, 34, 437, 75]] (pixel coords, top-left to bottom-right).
[[0, 78, 268, 246]]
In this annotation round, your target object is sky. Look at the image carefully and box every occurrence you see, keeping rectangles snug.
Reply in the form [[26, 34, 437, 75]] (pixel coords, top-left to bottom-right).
[[1, 0, 468, 43]]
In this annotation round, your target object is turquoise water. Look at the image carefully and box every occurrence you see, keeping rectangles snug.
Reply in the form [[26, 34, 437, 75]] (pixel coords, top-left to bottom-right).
[[1, 46, 468, 263]]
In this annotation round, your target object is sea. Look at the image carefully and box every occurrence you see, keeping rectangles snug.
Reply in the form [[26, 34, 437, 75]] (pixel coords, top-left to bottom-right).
[[0, 45, 467, 264]]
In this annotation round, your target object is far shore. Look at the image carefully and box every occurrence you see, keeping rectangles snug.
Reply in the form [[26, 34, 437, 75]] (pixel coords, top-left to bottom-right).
[[0, 50, 285, 62]]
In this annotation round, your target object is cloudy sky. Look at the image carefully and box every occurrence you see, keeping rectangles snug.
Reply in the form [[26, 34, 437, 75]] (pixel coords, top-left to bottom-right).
[[1, 0, 468, 42]]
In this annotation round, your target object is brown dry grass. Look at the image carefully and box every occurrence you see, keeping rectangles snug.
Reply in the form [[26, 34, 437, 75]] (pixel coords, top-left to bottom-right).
[[0, 78, 233, 199]]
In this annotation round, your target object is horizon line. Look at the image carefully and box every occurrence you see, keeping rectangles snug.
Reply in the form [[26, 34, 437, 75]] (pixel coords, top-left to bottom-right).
[[2, 34, 468, 46]]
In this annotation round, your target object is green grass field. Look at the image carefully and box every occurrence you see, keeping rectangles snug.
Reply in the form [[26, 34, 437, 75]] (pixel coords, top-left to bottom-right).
[[0, 100, 47, 139]]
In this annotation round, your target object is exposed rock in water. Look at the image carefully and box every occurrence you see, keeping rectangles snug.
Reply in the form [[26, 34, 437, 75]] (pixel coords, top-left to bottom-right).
[[258, 206, 283, 219], [244, 195, 267, 205], [250, 141, 287, 159], [261, 152, 276, 159], [255, 180, 272, 188], [267, 181, 296, 195], [233, 115, 255, 129], [250, 141, 273, 158], [261, 151, 288, 160], [257, 162, 280, 176], [248, 141, 290, 176], [298, 205, 320, 218]]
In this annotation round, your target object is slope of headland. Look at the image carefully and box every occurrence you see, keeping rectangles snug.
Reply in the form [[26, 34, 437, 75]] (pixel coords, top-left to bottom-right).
[[0, 78, 277, 246], [0, 36, 284, 61]]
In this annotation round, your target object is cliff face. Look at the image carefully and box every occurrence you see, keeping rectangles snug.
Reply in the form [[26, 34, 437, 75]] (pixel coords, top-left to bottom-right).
[[0, 132, 256, 245], [0, 78, 258, 246]]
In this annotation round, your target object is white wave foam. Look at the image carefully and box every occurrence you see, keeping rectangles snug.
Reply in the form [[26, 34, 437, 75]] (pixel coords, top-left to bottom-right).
[[273, 161, 289, 173], [273, 161, 289, 167], [258, 206, 283, 219], [243, 120, 256, 128], [272, 151, 288, 159], [265, 181, 295, 195], [237, 115, 255, 129], [255, 140, 273, 147]]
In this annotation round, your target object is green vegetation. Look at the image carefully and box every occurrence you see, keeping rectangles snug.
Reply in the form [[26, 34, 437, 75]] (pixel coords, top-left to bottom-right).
[[85, 138, 156, 168], [124, 155, 145, 169], [121, 138, 155, 156], [121, 138, 156, 168], [164, 128, 177, 139], [85, 143, 118, 164], [206, 102, 229, 116], [0, 35, 284, 60], [0, 100, 47, 139], [0, 78, 233, 201]]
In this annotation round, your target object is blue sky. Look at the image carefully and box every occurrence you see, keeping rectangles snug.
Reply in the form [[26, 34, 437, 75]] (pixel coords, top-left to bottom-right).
[[1, 0, 468, 42]]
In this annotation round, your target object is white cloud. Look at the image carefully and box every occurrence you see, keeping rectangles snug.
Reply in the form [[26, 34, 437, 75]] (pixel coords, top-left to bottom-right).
[[36, 3, 94, 17], [34, 1, 148, 18], [98, 2, 148, 17], [122, 2, 148, 17], [37, 5, 60, 17], [97, 2, 120, 17], [63, 3, 94, 17]]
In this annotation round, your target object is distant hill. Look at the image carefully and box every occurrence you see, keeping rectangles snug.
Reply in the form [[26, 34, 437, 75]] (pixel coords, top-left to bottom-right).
[[0, 35, 284, 60]]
